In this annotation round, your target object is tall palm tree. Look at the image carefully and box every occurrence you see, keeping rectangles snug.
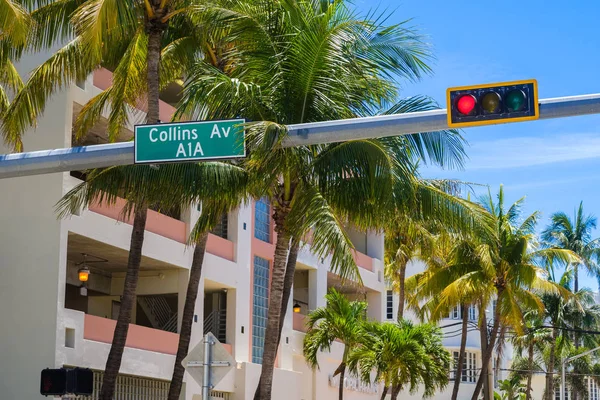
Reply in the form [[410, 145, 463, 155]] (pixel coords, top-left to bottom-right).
[[511, 311, 550, 400], [540, 263, 600, 399], [410, 185, 576, 400], [542, 201, 600, 293], [12, 2, 226, 399], [348, 320, 450, 400], [178, 2, 473, 399], [303, 289, 368, 400], [384, 217, 436, 321], [405, 230, 479, 400]]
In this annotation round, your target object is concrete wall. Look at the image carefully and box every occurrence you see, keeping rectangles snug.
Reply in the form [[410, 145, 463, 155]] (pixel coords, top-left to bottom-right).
[[0, 43, 75, 397]]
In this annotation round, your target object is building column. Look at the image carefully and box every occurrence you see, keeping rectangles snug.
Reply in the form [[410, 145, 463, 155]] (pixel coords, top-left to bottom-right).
[[366, 230, 384, 260], [308, 265, 327, 311], [231, 203, 252, 362]]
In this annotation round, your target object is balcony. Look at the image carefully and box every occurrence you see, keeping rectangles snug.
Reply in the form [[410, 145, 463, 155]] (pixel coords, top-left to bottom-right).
[[84, 314, 178, 355], [293, 312, 308, 333], [353, 250, 373, 272], [88, 197, 187, 244]]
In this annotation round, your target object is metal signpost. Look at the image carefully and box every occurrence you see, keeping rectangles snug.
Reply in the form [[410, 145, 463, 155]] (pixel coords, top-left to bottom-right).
[[1, 91, 600, 178], [183, 332, 235, 399], [134, 119, 246, 164]]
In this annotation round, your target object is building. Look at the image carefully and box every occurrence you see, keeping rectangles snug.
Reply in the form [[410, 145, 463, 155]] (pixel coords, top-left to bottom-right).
[[0, 50, 387, 400]]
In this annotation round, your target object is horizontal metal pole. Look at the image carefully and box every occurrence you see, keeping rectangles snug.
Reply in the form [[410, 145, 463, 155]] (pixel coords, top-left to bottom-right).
[[2, 93, 600, 179]]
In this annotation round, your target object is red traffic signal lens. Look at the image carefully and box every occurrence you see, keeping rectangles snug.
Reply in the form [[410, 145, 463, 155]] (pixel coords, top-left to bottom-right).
[[456, 95, 476, 115], [481, 92, 502, 114], [505, 89, 527, 112]]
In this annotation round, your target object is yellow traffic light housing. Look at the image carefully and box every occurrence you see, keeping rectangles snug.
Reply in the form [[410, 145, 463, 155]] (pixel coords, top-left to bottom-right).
[[446, 79, 539, 128]]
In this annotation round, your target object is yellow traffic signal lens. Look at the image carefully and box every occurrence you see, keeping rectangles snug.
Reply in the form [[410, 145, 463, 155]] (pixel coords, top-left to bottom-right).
[[506, 90, 527, 112], [481, 92, 502, 114]]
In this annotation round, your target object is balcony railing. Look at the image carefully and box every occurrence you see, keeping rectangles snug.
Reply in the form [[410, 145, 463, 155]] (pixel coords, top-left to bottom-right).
[[83, 314, 178, 355]]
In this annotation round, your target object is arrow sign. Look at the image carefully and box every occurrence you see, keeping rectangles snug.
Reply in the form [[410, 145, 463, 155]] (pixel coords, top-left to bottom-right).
[[183, 332, 235, 394]]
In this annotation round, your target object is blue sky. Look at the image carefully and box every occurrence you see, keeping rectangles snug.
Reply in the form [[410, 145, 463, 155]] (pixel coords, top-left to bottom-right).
[[355, 0, 600, 290]]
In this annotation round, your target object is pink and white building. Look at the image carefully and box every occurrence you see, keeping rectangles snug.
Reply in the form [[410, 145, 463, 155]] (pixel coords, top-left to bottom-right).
[[0, 51, 387, 400]]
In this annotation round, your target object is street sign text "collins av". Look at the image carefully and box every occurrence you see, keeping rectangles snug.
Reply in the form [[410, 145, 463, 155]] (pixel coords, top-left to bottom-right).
[[134, 119, 246, 164]]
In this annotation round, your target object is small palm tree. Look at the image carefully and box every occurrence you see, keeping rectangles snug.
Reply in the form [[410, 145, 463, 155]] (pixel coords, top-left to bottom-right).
[[303, 289, 368, 400], [495, 376, 526, 400], [348, 320, 450, 400]]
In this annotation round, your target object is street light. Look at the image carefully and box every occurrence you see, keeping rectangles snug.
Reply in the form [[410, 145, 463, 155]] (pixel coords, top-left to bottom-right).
[[560, 345, 600, 400]]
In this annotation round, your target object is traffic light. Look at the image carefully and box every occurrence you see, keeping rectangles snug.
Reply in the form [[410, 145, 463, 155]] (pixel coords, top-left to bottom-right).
[[40, 368, 67, 396], [446, 79, 539, 128], [67, 367, 93, 395], [40, 367, 93, 396]]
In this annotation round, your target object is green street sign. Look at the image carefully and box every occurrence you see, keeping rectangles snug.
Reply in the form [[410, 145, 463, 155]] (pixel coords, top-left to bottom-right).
[[134, 119, 246, 164]]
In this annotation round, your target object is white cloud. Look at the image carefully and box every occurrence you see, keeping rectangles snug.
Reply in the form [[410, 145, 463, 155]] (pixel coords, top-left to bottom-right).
[[466, 133, 600, 170]]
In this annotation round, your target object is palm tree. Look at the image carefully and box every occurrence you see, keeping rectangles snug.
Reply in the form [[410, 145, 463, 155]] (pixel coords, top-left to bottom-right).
[[348, 320, 450, 400], [384, 218, 436, 321], [495, 376, 526, 400], [12, 2, 226, 399], [405, 231, 480, 400], [409, 185, 576, 400], [177, 2, 472, 399], [0, 0, 30, 150], [542, 201, 600, 293], [540, 263, 600, 400], [303, 289, 368, 400], [511, 311, 550, 400]]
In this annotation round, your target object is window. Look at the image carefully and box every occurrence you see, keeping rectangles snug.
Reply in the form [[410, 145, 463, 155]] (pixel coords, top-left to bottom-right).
[[254, 198, 271, 242], [590, 379, 599, 400], [211, 213, 228, 239], [450, 305, 461, 319], [468, 305, 477, 321], [555, 385, 570, 400], [386, 290, 393, 320], [451, 351, 477, 383], [252, 256, 270, 364]]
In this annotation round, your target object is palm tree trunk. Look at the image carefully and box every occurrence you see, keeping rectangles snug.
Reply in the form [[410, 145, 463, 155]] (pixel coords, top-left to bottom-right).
[[396, 262, 407, 321], [99, 16, 162, 399], [167, 232, 209, 400], [390, 384, 401, 400], [380, 386, 388, 400], [276, 238, 300, 348], [471, 293, 503, 400], [451, 304, 469, 400], [525, 341, 534, 400], [99, 206, 148, 400], [479, 308, 490, 400], [145, 21, 162, 125], [254, 210, 291, 400], [338, 362, 346, 400], [545, 328, 557, 400]]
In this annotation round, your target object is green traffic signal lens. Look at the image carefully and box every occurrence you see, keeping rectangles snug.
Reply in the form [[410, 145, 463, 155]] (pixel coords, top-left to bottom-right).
[[505, 89, 527, 112], [481, 92, 502, 114]]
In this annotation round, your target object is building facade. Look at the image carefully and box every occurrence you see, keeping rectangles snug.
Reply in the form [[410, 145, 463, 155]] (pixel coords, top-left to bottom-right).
[[0, 50, 387, 400]]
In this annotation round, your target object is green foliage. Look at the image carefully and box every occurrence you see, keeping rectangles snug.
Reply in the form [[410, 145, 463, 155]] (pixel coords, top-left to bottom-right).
[[347, 319, 450, 397], [495, 377, 526, 400], [303, 289, 367, 370]]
